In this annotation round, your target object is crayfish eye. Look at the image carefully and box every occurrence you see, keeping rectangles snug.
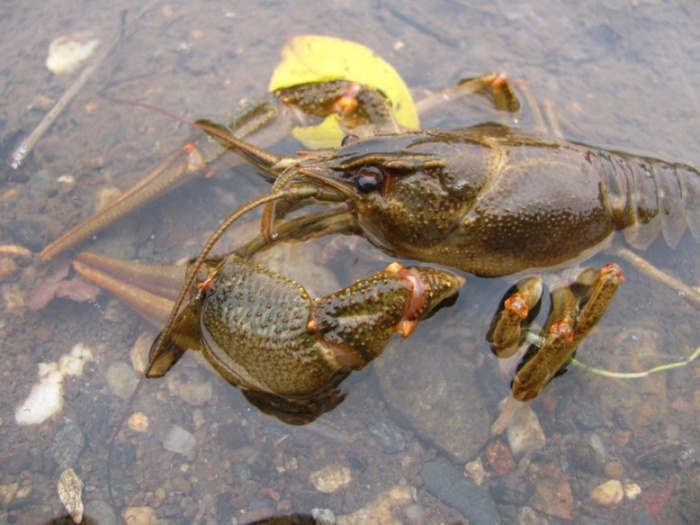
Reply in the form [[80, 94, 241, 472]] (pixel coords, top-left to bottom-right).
[[341, 134, 359, 146], [354, 166, 384, 193]]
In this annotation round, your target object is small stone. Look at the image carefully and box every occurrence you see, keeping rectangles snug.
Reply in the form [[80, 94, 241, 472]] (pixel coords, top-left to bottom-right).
[[46, 32, 100, 75], [484, 440, 516, 476], [517, 505, 548, 525], [191, 408, 206, 428], [422, 461, 501, 524], [52, 422, 85, 469], [121, 505, 157, 525], [84, 500, 117, 525], [0, 482, 19, 508], [0, 257, 18, 280], [15, 364, 64, 425], [624, 482, 642, 500], [57, 468, 84, 523], [312, 507, 336, 525], [490, 472, 535, 506], [464, 458, 486, 486], [369, 422, 405, 454], [506, 403, 546, 457], [604, 460, 625, 479], [129, 332, 153, 373], [95, 187, 122, 212], [178, 380, 213, 406], [590, 479, 624, 507], [309, 465, 352, 494], [106, 361, 139, 399], [162, 425, 196, 459], [16, 483, 32, 499], [530, 463, 573, 520], [336, 485, 413, 525], [127, 412, 149, 433]]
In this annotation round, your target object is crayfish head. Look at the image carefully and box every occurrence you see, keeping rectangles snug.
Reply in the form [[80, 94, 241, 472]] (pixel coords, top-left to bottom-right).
[[310, 130, 492, 260]]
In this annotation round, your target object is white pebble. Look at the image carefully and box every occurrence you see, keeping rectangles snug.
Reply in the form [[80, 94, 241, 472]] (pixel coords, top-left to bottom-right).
[[15, 344, 94, 425], [162, 425, 197, 459], [46, 32, 100, 74], [106, 362, 139, 399], [14, 370, 63, 425], [309, 465, 352, 494], [506, 403, 546, 456], [624, 482, 642, 500]]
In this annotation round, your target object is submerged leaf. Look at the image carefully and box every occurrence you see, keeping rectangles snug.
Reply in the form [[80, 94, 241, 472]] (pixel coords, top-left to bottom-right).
[[269, 35, 418, 148]]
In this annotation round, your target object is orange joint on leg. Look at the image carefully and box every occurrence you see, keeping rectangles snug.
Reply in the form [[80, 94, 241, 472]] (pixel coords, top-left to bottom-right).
[[550, 322, 574, 343], [504, 295, 529, 320], [332, 83, 363, 116]]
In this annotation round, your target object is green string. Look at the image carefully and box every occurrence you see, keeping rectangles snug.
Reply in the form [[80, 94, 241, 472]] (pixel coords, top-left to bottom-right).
[[571, 345, 700, 379]]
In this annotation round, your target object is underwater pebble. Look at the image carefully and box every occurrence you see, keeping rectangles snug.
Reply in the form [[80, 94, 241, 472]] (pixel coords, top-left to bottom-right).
[[84, 499, 117, 525], [46, 32, 100, 74], [95, 187, 122, 212], [588, 433, 608, 460], [309, 465, 352, 494], [51, 422, 85, 469], [162, 425, 197, 459], [178, 380, 213, 406], [57, 468, 84, 523], [506, 403, 546, 457], [490, 472, 535, 506], [529, 463, 573, 520], [15, 343, 94, 425], [336, 485, 413, 525], [465, 458, 486, 486], [572, 402, 604, 430], [127, 412, 149, 433], [421, 461, 501, 525], [516, 506, 548, 525], [484, 440, 516, 476], [0, 482, 19, 508], [106, 361, 139, 399], [369, 421, 405, 453], [590, 479, 624, 507], [0, 257, 19, 280], [14, 366, 63, 425], [121, 505, 157, 525], [129, 332, 153, 373], [604, 460, 625, 479], [15, 482, 32, 500], [624, 482, 642, 500], [311, 508, 336, 525]]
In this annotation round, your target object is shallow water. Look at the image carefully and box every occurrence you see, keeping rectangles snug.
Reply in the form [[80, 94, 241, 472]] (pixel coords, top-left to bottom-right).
[[1, 1, 699, 524]]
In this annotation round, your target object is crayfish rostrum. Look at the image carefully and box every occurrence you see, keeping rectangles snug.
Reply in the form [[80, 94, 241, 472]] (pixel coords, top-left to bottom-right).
[[40, 50, 700, 428]]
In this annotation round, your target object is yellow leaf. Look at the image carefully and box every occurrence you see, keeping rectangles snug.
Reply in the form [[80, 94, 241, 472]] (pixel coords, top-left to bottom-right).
[[269, 35, 418, 148]]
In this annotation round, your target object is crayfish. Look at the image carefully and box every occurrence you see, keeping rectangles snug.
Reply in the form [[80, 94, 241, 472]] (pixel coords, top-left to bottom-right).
[[40, 49, 700, 430]]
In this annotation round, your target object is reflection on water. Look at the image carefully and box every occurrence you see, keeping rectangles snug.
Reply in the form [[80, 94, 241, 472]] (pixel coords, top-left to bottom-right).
[[0, 0, 698, 523]]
